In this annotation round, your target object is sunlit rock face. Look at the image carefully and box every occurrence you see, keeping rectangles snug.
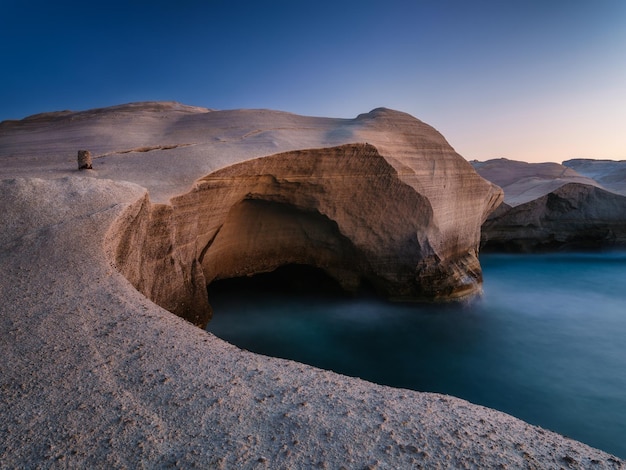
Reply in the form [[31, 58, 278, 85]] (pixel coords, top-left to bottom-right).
[[108, 142, 501, 327], [473, 158, 626, 252], [195, 144, 428, 295], [1, 102, 502, 326]]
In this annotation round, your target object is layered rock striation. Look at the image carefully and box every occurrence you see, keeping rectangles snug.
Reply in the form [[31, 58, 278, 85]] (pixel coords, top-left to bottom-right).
[[473, 158, 626, 251], [107, 141, 501, 326]]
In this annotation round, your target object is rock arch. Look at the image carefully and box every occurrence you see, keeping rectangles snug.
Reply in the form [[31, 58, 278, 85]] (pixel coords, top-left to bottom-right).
[[200, 198, 367, 291], [106, 143, 491, 327]]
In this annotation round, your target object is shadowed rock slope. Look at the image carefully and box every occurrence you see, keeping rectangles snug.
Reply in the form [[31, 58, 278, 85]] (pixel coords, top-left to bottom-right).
[[473, 158, 626, 251]]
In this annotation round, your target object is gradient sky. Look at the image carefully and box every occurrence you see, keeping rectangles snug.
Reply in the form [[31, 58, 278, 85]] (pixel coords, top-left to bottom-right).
[[1, 0, 625, 162]]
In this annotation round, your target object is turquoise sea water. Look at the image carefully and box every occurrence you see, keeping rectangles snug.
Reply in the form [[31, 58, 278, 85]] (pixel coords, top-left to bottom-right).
[[206, 253, 626, 458]]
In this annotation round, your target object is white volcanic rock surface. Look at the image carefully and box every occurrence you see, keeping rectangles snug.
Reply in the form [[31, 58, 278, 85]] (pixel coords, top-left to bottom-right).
[[3, 102, 503, 324], [471, 158, 603, 206], [564, 158, 626, 196], [1, 102, 623, 467]]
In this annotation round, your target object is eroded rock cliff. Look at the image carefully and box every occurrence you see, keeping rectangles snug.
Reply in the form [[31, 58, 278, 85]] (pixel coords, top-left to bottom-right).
[[107, 143, 501, 326], [2, 102, 502, 326], [473, 158, 626, 251]]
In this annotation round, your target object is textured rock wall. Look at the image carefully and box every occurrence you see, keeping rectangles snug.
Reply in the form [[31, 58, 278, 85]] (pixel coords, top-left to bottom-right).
[[107, 143, 502, 327], [481, 183, 626, 252], [473, 158, 626, 252], [194, 145, 432, 293], [353, 109, 503, 256], [106, 193, 212, 326]]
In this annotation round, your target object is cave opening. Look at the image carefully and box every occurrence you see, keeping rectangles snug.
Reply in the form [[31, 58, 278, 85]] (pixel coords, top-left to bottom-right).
[[200, 196, 387, 305], [207, 264, 349, 300], [206, 263, 382, 322]]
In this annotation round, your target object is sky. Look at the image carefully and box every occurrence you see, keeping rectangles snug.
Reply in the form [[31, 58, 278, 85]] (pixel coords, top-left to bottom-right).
[[1, 0, 625, 163]]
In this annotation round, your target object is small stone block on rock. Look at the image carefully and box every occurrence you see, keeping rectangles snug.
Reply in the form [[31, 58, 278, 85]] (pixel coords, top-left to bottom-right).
[[77, 150, 92, 170]]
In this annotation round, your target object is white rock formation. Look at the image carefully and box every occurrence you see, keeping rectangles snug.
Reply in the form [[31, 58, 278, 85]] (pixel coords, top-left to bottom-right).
[[1, 103, 622, 467], [2, 102, 502, 325], [564, 158, 626, 196], [473, 158, 626, 251]]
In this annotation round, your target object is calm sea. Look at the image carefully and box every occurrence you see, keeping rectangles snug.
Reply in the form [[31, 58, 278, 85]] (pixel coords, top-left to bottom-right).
[[206, 252, 626, 458]]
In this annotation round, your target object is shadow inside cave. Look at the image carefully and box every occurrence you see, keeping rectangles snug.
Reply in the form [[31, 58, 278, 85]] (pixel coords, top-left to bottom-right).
[[207, 264, 380, 305]]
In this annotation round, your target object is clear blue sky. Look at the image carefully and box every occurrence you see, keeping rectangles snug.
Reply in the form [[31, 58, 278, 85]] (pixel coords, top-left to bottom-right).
[[2, 0, 625, 162]]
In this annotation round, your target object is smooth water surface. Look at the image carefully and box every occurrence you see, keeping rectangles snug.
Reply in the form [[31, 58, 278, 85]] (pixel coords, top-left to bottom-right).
[[206, 253, 626, 458]]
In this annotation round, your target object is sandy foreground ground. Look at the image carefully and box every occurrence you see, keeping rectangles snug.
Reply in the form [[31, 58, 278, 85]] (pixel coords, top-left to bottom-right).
[[1, 176, 623, 469]]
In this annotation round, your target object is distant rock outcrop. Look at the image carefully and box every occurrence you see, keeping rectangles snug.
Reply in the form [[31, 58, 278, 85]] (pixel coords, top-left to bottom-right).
[[564, 159, 626, 196], [473, 158, 626, 251]]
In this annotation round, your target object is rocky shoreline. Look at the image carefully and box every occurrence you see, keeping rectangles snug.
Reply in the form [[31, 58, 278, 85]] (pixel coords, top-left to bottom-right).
[[1, 102, 623, 467]]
